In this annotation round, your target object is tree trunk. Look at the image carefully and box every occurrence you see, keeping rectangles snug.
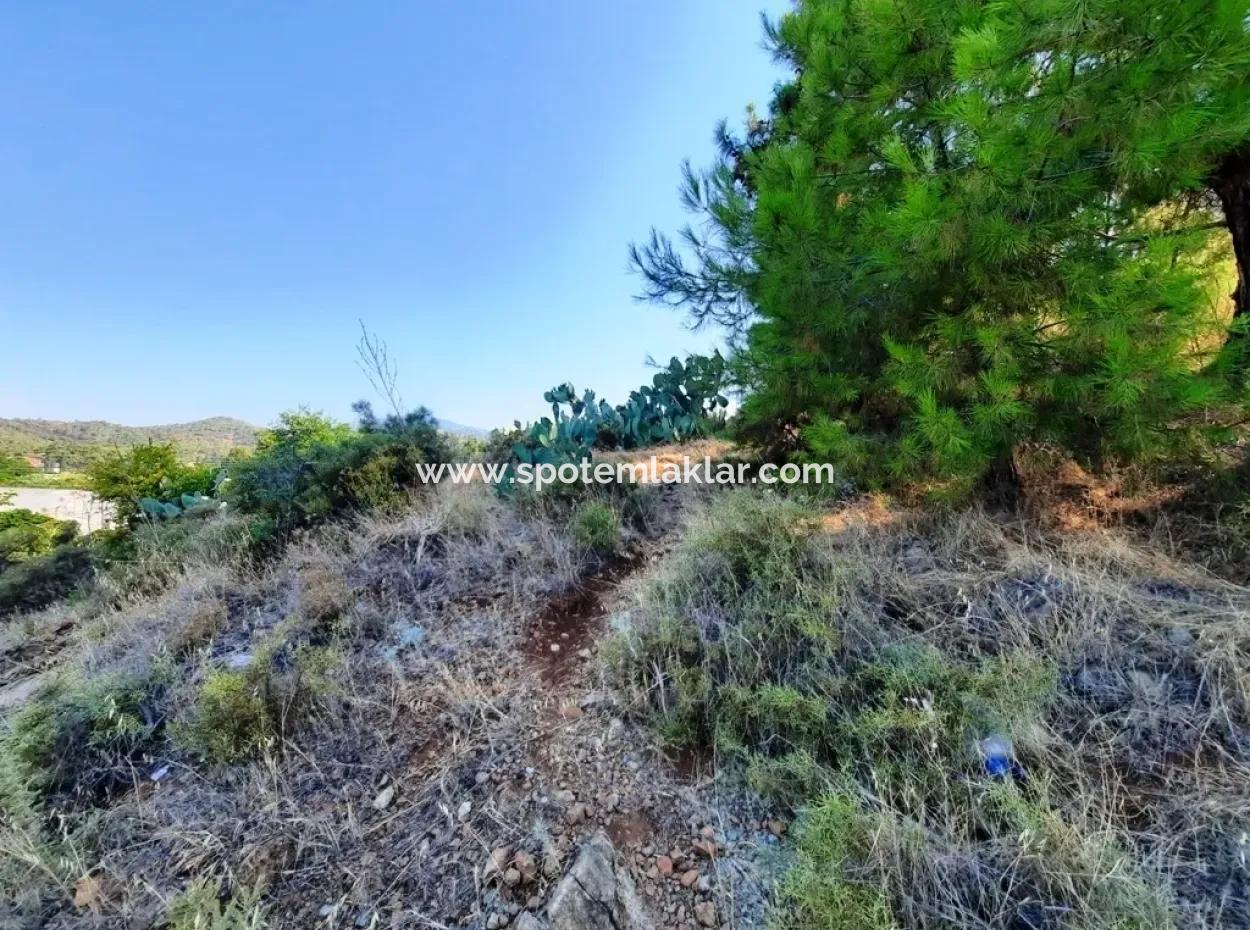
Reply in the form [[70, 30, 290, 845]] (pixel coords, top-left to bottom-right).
[[1209, 146, 1250, 365]]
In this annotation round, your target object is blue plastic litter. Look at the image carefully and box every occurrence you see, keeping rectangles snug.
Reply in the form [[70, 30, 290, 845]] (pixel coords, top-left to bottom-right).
[[978, 734, 1015, 779]]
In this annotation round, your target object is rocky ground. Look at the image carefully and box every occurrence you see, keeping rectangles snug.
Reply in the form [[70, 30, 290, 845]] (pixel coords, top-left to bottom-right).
[[9, 483, 791, 930]]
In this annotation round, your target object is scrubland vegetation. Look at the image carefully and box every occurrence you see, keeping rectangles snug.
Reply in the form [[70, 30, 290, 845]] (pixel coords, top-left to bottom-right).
[[7, 1, 1250, 929]]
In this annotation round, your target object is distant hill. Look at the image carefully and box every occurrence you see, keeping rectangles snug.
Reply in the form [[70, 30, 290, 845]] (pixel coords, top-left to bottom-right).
[[434, 418, 489, 438], [0, 417, 260, 465], [0, 415, 489, 467]]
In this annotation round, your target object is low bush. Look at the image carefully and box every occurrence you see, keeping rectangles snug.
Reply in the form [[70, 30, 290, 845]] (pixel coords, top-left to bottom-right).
[[611, 494, 1215, 929], [225, 408, 449, 539], [0, 509, 78, 567], [0, 668, 165, 817], [175, 625, 339, 764], [86, 443, 216, 525], [167, 878, 267, 930], [572, 500, 620, 554], [0, 544, 93, 618]]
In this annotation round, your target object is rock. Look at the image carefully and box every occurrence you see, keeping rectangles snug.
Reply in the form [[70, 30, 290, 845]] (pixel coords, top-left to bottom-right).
[[547, 832, 653, 930], [514, 914, 545, 930], [486, 913, 506, 930], [679, 869, 700, 888], [514, 850, 538, 883], [767, 819, 787, 838], [566, 802, 591, 824], [476, 770, 492, 785], [504, 868, 522, 888], [550, 644, 561, 654], [485, 847, 513, 880], [371, 785, 396, 810], [552, 789, 576, 805], [457, 801, 472, 822], [692, 839, 718, 859], [656, 855, 674, 877], [694, 901, 717, 927]]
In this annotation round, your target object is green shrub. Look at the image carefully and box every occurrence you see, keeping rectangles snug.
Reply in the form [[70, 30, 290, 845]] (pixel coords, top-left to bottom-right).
[[167, 878, 267, 930], [0, 453, 33, 484], [0, 670, 164, 815], [572, 501, 620, 553], [0, 509, 78, 567], [774, 792, 896, 930], [225, 408, 448, 537], [0, 544, 93, 618], [87, 444, 216, 524], [175, 628, 339, 764], [178, 668, 273, 764]]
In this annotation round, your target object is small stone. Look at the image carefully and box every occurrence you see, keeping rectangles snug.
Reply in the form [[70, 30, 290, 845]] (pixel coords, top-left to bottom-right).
[[457, 801, 472, 821], [542, 852, 562, 878], [696, 875, 711, 893], [656, 855, 674, 877], [767, 819, 787, 837], [486, 847, 513, 880], [559, 703, 584, 720], [550, 643, 561, 653], [577, 648, 592, 659], [680, 869, 700, 888], [694, 901, 717, 927], [504, 868, 522, 887], [553, 789, 576, 804], [476, 770, 492, 785], [371, 785, 396, 810], [514, 850, 538, 883], [485, 913, 505, 930], [566, 802, 590, 824], [692, 839, 718, 859], [514, 914, 543, 930], [700, 826, 716, 840]]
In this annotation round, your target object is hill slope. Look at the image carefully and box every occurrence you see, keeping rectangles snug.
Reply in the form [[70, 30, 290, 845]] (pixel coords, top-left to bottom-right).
[[0, 416, 259, 463]]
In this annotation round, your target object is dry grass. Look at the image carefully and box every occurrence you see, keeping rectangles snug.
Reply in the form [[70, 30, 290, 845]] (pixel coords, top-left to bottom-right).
[[614, 491, 1250, 929]]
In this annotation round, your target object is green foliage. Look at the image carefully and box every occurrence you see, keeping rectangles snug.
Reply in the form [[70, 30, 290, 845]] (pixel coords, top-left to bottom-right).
[[87, 443, 217, 523], [0, 417, 257, 467], [0, 509, 77, 567], [167, 878, 267, 930], [635, 1, 1250, 488], [0, 544, 93, 617], [0, 670, 163, 816], [507, 354, 730, 478], [774, 793, 897, 930], [0, 453, 33, 483], [572, 501, 620, 553], [225, 407, 448, 537], [178, 668, 273, 764], [175, 627, 338, 764]]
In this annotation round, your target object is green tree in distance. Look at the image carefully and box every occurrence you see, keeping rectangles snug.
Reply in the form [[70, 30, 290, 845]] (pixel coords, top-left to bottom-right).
[[634, 0, 1250, 493]]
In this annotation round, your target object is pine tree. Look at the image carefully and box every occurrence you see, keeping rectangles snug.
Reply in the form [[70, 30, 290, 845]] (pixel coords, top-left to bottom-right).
[[633, 0, 1250, 492]]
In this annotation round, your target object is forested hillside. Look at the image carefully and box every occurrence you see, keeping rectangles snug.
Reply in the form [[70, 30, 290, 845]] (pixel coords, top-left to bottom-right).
[[0, 417, 258, 466]]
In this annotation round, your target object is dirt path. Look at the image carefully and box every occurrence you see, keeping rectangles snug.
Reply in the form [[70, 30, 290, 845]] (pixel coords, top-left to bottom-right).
[[501, 551, 786, 930]]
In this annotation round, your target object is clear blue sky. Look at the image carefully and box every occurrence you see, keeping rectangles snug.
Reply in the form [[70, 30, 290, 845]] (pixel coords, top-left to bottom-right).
[[1, 2, 786, 431]]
